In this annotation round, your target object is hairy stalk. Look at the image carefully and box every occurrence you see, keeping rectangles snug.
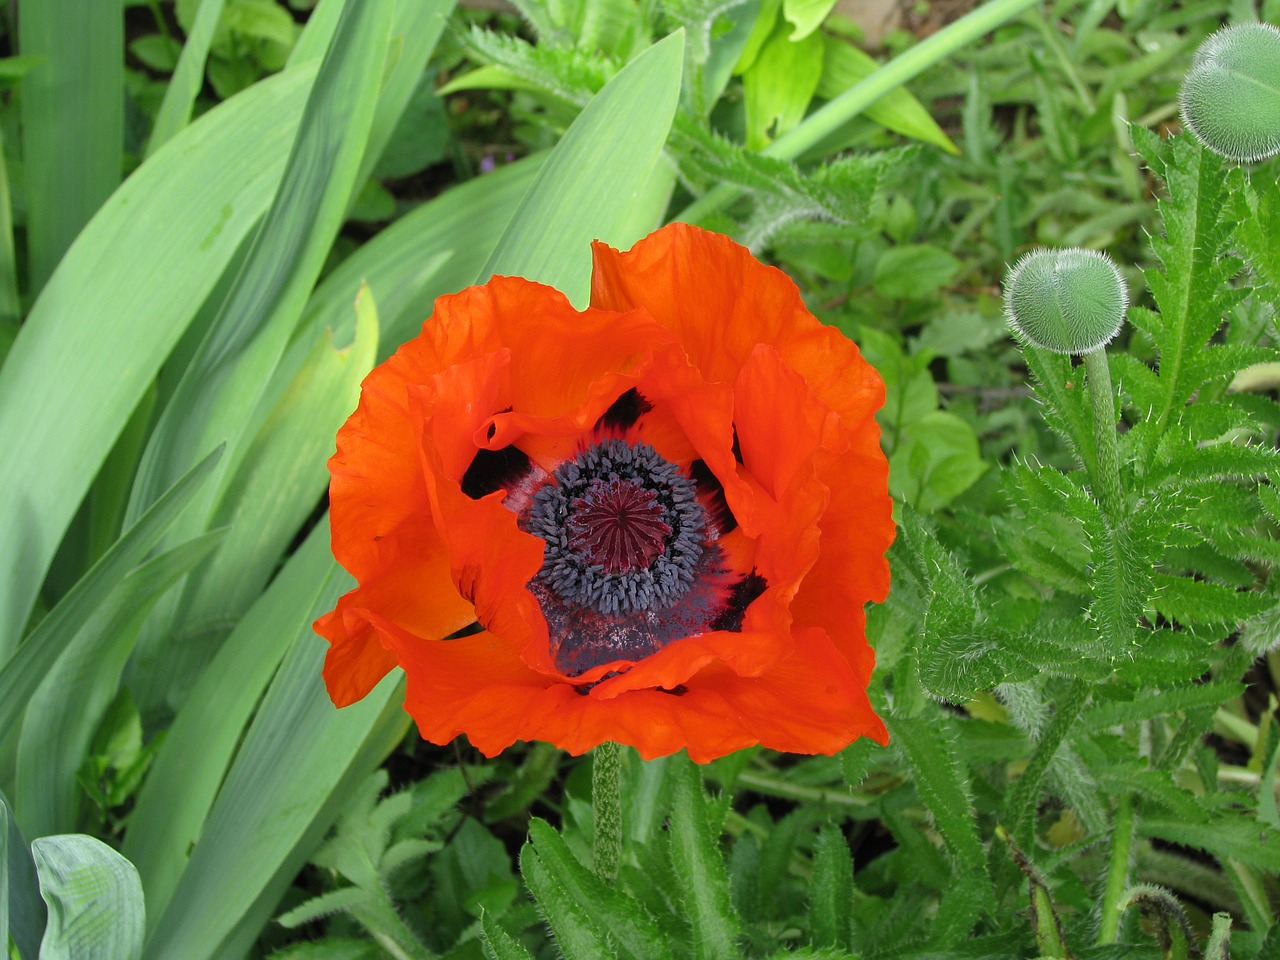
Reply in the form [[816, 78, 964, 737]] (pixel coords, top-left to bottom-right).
[[592, 740, 622, 881], [1097, 794, 1135, 945], [676, 0, 1042, 224], [1082, 348, 1124, 527]]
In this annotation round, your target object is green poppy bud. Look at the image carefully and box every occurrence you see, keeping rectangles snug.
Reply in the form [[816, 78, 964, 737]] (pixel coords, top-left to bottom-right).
[[1003, 248, 1128, 355], [1179, 22, 1280, 163]]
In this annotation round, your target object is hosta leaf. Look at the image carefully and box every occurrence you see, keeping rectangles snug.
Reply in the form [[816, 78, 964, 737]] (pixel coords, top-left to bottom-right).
[[32, 835, 144, 960]]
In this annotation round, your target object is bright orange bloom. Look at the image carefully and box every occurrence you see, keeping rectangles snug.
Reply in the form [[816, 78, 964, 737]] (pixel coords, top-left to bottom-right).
[[314, 223, 892, 762]]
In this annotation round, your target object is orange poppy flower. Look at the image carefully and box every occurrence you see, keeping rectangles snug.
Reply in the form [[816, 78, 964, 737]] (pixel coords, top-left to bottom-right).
[[314, 223, 892, 762]]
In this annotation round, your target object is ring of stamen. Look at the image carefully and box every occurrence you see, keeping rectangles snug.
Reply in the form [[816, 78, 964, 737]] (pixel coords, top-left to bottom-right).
[[526, 439, 705, 616]]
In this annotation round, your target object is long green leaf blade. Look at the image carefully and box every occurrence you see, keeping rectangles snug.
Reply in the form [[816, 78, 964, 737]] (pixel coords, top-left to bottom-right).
[[480, 30, 684, 303], [2, 790, 44, 960], [668, 759, 741, 960], [0, 66, 314, 656], [146, 0, 227, 156], [0, 448, 221, 741], [19, 0, 123, 294], [14, 531, 224, 840]]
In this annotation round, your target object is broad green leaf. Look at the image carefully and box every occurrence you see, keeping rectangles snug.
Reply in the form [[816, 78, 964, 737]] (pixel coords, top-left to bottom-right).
[[32, 835, 144, 960], [888, 410, 986, 512], [526, 819, 673, 960], [296, 152, 544, 358], [13, 532, 223, 840], [139, 633, 407, 960], [783, 0, 837, 39], [742, 20, 824, 150], [19, 0, 123, 295], [809, 823, 854, 948], [873, 243, 962, 299], [480, 30, 685, 304], [147, 0, 227, 155], [888, 715, 986, 876], [668, 759, 741, 960], [0, 449, 221, 744], [0, 65, 314, 658], [122, 522, 342, 925]]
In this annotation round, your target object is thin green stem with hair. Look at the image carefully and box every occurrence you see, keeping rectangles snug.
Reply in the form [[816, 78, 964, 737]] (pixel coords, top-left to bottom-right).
[[1097, 794, 1135, 945], [592, 740, 623, 881], [676, 0, 1043, 225], [1082, 347, 1124, 526]]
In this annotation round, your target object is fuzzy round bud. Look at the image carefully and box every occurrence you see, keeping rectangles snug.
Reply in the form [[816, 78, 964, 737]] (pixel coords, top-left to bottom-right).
[[1003, 248, 1129, 355], [1179, 22, 1280, 163]]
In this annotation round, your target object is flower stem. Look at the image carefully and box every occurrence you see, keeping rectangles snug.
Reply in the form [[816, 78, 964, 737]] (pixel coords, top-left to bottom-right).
[[675, 0, 1043, 225], [1097, 794, 1134, 945], [1082, 347, 1124, 525], [592, 740, 622, 881]]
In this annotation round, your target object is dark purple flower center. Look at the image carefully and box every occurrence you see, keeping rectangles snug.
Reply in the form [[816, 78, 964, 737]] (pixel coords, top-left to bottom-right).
[[526, 440, 705, 616], [566, 478, 671, 575]]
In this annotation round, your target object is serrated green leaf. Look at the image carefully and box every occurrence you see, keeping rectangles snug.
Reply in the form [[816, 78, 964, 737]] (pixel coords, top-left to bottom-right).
[[888, 715, 986, 876], [32, 835, 144, 960], [1081, 683, 1246, 732], [1140, 818, 1280, 872], [520, 842, 616, 960], [809, 823, 853, 948], [668, 758, 741, 959], [527, 819, 673, 960], [1151, 574, 1273, 626], [0, 449, 220, 742], [482, 910, 538, 960], [480, 30, 684, 304], [276, 886, 373, 928]]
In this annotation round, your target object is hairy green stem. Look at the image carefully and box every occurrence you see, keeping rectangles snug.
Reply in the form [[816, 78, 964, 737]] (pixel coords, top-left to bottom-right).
[[1082, 348, 1124, 525], [592, 740, 622, 881], [1097, 794, 1135, 945], [676, 0, 1043, 224]]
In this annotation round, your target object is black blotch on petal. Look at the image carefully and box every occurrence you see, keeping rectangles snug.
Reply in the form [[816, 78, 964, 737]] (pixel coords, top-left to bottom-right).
[[461, 445, 534, 500], [595, 388, 653, 432], [660, 685, 688, 696], [444, 621, 483, 641], [710, 570, 767, 632], [688, 459, 737, 536], [730, 425, 744, 465]]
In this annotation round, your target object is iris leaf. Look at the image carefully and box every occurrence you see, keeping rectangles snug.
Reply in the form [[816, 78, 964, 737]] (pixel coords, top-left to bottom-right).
[[0, 66, 313, 659], [0, 448, 221, 749], [146, 0, 227, 156], [480, 29, 685, 304]]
